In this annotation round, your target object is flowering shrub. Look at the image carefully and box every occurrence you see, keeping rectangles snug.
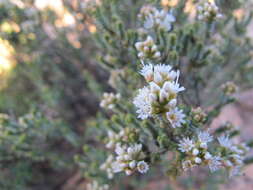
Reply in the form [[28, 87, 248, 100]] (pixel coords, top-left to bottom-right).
[[75, 0, 253, 189], [0, 0, 252, 189]]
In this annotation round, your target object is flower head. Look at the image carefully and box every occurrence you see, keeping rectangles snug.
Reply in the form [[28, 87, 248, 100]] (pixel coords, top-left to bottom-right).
[[178, 137, 195, 153], [218, 135, 233, 149], [198, 131, 213, 144], [208, 155, 222, 172], [133, 86, 153, 119], [166, 107, 186, 128], [137, 161, 149, 173]]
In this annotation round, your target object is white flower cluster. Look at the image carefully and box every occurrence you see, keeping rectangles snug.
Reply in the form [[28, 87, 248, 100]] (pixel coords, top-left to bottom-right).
[[87, 181, 109, 190], [133, 64, 185, 128], [100, 92, 121, 109], [101, 144, 149, 178], [178, 132, 249, 176], [101, 128, 148, 178], [135, 36, 161, 60], [138, 5, 175, 31], [112, 144, 149, 175], [197, 1, 223, 21], [218, 135, 249, 177], [179, 131, 222, 172]]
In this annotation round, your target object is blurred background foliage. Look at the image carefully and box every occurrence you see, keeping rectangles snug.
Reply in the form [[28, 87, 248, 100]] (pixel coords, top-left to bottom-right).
[[0, 0, 252, 189]]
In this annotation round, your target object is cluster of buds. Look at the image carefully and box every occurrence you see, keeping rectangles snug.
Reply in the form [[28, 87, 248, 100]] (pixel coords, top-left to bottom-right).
[[101, 144, 149, 177], [197, 1, 223, 21], [100, 92, 121, 109], [101, 128, 148, 178], [105, 128, 139, 149], [112, 144, 149, 175], [133, 64, 186, 128], [135, 36, 161, 60], [87, 181, 109, 190], [138, 5, 175, 31], [217, 135, 249, 177], [179, 131, 222, 172], [191, 107, 207, 123], [221, 81, 238, 95]]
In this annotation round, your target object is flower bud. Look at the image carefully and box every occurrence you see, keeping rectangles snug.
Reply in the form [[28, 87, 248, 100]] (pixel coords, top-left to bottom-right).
[[204, 152, 212, 160], [125, 169, 133, 175], [135, 42, 142, 50], [195, 157, 202, 164], [129, 160, 136, 169], [168, 99, 177, 107], [153, 51, 161, 58], [192, 148, 199, 156], [200, 142, 207, 149]]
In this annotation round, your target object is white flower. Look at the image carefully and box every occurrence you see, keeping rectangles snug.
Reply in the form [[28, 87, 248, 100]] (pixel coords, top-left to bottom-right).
[[137, 161, 149, 174], [204, 152, 212, 160], [163, 80, 185, 95], [144, 9, 175, 31], [208, 156, 222, 172], [218, 135, 233, 149], [133, 86, 153, 119], [155, 64, 179, 83], [195, 157, 202, 164], [154, 64, 173, 78], [178, 137, 195, 153], [127, 144, 143, 159], [192, 148, 200, 156], [198, 131, 213, 144], [140, 64, 154, 82], [129, 160, 137, 169], [115, 144, 126, 156], [166, 107, 186, 128]]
